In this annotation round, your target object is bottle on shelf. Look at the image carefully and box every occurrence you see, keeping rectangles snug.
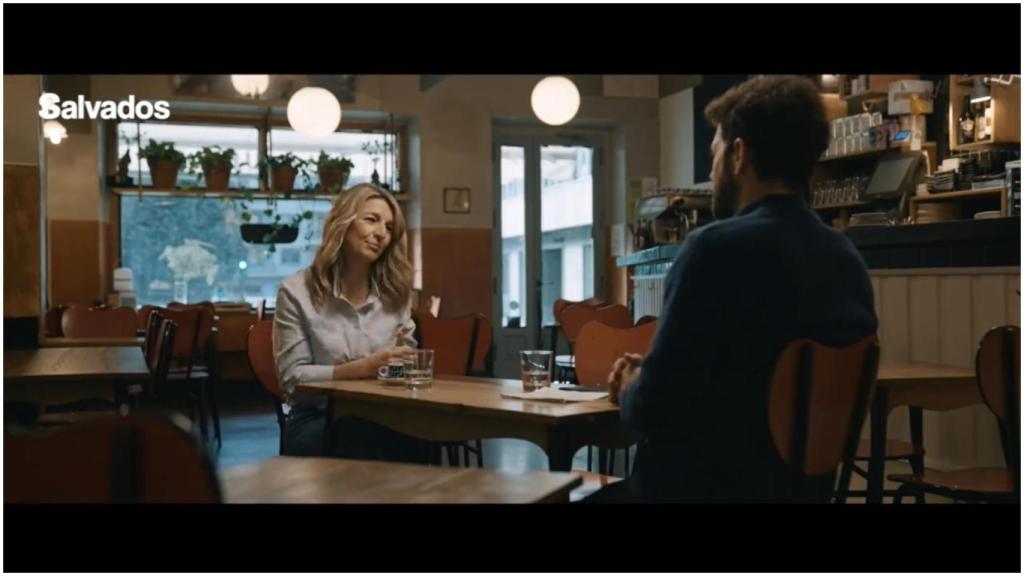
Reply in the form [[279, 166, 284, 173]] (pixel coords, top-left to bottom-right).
[[958, 95, 975, 144]]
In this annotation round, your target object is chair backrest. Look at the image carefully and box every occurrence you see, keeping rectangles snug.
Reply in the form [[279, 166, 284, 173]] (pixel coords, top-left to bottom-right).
[[574, 320, 659, 386], [61, 306, 138, 338], [137, 304, 158, 331], [256, 299, 268, 322], [561, 303, 631, 344], [635, 315, 659, 326], [767, 335, 880, 501], [416, 312, 491, 376], [148, 317, 178, 395], [976, 325, 1020, 488], [5, 412, 220, 503], [152, 306, 216, 367], [247, 319, 283, 400], [44, 305, 67, 337]]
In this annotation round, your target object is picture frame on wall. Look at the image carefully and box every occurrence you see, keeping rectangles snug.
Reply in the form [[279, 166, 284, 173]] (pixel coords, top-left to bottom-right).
[[443, 187, 471, 214]]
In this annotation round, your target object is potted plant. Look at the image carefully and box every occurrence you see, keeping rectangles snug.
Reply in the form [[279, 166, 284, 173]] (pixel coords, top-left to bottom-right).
[[187, 146, 236, 192], [140, 140, 186, 189], [262, 152, 311, 193], [315, 150, 354, 194]]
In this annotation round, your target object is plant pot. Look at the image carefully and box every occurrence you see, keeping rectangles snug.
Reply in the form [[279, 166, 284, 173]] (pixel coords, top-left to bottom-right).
[[271, 166, 298, 193], [147, 158, 181, 189], [203, 165, 231, 191], [317, 165, 350, 194], [240, 223, 299, 244]]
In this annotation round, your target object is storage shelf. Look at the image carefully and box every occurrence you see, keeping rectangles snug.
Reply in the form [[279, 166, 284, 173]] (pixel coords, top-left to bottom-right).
[[950, 140, 1018, 152], [911, 186, 1006, 202]]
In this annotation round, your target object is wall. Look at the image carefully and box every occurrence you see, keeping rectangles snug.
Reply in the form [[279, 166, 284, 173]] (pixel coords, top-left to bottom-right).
[[3, 75, 43, 325], [659, 88, 695, 187]]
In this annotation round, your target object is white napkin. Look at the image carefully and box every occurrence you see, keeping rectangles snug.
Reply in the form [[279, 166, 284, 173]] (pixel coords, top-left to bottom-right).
[[500, 388, 608, 403]]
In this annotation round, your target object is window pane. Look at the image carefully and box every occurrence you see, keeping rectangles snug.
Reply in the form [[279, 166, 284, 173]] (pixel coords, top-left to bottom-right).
[[540, 145, 593, 325], [117, 123, 260, 189], [500, 146, 526, 328], [120, 195, 332, 307], [270, 128, 400, 191]]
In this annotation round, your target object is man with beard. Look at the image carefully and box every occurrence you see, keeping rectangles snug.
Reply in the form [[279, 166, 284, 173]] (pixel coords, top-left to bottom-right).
[[591, 76, 878, 502]]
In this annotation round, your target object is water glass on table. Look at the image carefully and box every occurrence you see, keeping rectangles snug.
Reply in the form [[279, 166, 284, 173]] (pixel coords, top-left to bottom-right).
[[519, 350, 552, 391], [403, 349, 434, 390]]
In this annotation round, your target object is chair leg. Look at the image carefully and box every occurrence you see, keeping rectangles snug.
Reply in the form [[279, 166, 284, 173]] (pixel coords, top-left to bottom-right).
[[207, 377, 222, 448], [908, 407, 925, 505], [624, 447, 630, 477], [445, 444, 459, 467], [598, 448, 608, 475]]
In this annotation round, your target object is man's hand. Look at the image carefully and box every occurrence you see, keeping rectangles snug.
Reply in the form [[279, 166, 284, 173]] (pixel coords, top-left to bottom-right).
[[607, 353, 643, 405]]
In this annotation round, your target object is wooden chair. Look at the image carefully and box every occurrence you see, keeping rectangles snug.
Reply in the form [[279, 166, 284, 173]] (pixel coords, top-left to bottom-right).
[[247, 319, 287, 455], [416, 312, 493, 467], [5, 412, 220, 503], [767, 335, 880, 503], [635, 315, 658, 326], [557, 303, 631, 383], [256, 299, 268, 321], [146, 305, 220, 447], [61, 305, 138, 338], [574, 319, 659, 475], [549, 298, 604, 355], [888, 325, 1020, 503], [137, 304, 158, 332]]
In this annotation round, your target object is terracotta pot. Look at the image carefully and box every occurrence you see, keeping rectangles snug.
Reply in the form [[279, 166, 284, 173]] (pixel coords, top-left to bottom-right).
[[271, 166, 297, 193], [317, 165, 350, 193], [147, 158, 181, 190], [203, 165, 231, 191]]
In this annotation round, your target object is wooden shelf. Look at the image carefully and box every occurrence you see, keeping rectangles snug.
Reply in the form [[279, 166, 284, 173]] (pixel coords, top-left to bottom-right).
[[111, 186, 413, 202], [911, 186, 1006, 202], [812, 201, 872, 211], [950, 140, 1017, 152]]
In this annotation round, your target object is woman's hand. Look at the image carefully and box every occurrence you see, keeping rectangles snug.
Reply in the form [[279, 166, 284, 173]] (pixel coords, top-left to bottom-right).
[[331, 346, 415, 380], [363, 346, 415, 377]]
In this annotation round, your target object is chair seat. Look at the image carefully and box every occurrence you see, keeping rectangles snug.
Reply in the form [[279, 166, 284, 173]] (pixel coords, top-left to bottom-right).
[[36, 410, 121, 426], [569, 470, 622, 502], [554, 355, 574, 368], [888, 468, 1015, 498], [855, 439, 924, 460]]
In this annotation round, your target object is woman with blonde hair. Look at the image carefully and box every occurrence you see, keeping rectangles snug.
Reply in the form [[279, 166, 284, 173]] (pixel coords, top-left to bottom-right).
[[273, 184, 430, 460]]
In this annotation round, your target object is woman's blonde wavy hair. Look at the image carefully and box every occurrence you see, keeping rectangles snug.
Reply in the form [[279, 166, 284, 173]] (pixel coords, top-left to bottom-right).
[[307, 184, 412, 310]]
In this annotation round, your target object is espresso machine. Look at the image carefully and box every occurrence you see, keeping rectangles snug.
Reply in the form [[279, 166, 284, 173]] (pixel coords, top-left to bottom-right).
[[630, 189, 712, 250]]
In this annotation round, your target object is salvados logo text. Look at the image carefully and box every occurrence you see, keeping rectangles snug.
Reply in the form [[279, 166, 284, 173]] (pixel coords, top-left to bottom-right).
[[39, 94, 170, 121]]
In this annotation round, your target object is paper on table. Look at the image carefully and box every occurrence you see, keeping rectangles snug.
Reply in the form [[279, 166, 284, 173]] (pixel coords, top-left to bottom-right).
[[500, 388, 609, 403]]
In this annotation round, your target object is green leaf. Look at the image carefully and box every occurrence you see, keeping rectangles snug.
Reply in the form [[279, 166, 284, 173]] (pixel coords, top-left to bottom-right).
[[263, 209, 273, 216], [303, 210, 314, 219], [241, 212, 252, 222]]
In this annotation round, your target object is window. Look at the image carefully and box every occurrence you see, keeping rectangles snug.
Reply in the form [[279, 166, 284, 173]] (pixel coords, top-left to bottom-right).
[[117, 120, 403, 308], [118, 123, 260, 189], [270, 128, 400, 191], [120, 195, 332, 307]]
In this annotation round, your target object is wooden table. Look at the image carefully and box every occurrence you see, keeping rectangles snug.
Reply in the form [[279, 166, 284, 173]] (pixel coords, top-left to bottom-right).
[[867, 361, 980, 503], [298, 376, 640, 472], [221, 456, 583, 503], [4, 346, 151, 406], [40, 337, 145, 348]]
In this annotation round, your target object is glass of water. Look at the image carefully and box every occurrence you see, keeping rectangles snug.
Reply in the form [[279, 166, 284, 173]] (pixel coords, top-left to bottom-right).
[[519, 350, 552, 391], [404, 349, 434, 390]]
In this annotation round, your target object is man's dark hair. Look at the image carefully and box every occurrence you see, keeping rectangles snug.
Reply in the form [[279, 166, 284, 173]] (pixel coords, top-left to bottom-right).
[[704, 76, 829, 193]]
